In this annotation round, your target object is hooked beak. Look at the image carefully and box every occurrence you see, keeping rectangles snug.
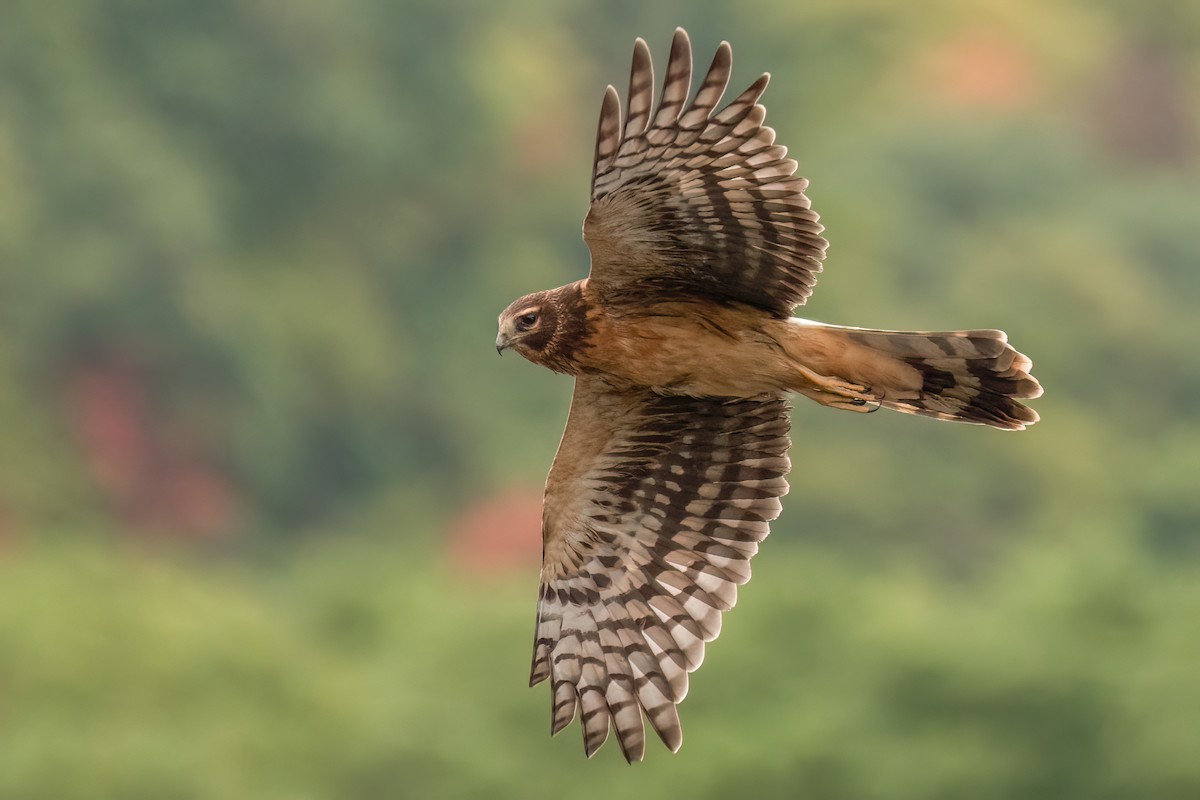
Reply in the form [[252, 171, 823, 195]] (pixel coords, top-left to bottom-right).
[[495, 331, 512, 355]]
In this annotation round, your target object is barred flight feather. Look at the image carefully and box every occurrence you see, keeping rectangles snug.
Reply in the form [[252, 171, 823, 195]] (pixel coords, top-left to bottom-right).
[[832, 326, 1043, 429], [531, 375, 791, 760], [585, 28, 826, 317]]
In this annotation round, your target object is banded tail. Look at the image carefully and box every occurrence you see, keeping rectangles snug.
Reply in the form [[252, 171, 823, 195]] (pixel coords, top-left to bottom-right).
[[786, 321, 1043, 430]]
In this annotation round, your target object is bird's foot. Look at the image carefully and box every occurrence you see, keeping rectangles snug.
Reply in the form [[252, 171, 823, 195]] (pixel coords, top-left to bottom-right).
[[791, 365, 879, 413]]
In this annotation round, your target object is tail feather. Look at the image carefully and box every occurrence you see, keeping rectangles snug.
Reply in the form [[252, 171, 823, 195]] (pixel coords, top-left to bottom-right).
[[787, 322, 1043, 430]]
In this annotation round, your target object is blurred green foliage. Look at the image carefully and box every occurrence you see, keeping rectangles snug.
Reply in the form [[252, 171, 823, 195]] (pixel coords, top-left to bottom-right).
[[2, 533, 1198, 799], [0, 0, 1198, 796]]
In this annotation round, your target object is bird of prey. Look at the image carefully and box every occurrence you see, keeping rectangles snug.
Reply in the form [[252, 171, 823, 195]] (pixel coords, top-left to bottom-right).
[[495, 28, 1041, 762]]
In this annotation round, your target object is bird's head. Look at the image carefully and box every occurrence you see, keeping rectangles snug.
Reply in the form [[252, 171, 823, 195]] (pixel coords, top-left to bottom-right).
[[496, 282, 590, 374], [496, 290, 557, 361]]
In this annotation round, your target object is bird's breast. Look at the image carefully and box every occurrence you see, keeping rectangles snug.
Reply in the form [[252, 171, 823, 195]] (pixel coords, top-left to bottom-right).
[[579, 303, 793, 397]]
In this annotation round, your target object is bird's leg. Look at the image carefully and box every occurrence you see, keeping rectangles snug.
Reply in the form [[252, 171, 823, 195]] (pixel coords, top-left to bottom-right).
[[796, 388, 883, 413], [789, 363, 877, 413]]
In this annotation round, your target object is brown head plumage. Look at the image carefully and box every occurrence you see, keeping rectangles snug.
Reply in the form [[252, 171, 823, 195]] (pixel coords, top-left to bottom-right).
[[496, 280, 591, 374]]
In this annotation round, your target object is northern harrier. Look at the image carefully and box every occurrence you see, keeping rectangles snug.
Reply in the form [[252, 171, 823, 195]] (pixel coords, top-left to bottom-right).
[[496, 29, 1041, 761]]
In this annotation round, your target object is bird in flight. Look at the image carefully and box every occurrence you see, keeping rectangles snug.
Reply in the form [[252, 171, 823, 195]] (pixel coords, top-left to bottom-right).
[[496, 28, 1041, 762]]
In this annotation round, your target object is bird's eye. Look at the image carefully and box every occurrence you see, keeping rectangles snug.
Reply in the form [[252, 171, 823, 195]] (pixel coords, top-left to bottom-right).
[[516, 311, 539, 330]]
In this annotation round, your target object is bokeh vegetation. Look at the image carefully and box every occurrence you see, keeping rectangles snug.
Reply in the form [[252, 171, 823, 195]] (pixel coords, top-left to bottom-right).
[[0, 1, 1197, 797]]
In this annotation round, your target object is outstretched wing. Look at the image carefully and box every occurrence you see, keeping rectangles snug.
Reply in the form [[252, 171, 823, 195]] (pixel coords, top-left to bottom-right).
[[584, 28, 827, 317], [530, 375, 792, 761]]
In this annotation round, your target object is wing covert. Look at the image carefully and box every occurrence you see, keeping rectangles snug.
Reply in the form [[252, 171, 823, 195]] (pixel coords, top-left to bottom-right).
[[530, 375, 792, 761], [585, 28, 827, 317]]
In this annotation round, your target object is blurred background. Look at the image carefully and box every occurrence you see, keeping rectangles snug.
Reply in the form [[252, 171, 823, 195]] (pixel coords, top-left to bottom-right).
[[1, 0, 1199, 797]]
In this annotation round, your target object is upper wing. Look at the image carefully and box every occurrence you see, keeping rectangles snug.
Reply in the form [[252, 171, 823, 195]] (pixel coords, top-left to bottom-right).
[[530, 375, 792, 761], [584, 28, 827, 317]]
